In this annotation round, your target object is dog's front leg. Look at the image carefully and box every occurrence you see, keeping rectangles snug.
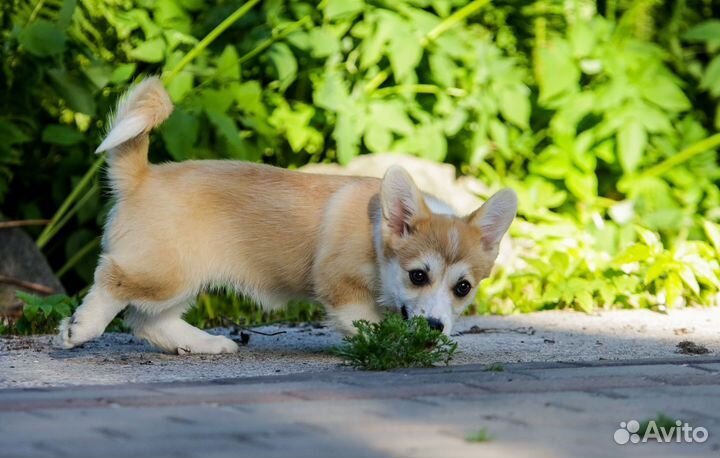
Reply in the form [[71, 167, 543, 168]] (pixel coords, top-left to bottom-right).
[[326, 302, 383, 335]]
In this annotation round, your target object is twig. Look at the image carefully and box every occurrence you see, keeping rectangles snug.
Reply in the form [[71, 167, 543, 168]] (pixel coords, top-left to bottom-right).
[[0, 219, 50, 229], [0, 275, 55, 295], [162, 0, 261, 84], [222, 318, 287, 336]]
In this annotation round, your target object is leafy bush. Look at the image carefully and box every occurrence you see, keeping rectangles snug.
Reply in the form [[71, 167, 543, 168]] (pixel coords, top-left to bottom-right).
[[7, 292, 76, 335], [1, 0, 719, 328], [333, 314, 458, 370], [2, 291, 127, 335]]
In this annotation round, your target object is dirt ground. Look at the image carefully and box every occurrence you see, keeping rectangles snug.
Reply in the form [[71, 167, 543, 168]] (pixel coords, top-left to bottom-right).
[[2, 307, 718, 388]]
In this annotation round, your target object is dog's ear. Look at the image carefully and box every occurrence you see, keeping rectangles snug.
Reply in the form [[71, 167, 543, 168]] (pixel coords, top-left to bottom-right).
[[381, 165, 429, 237], [466, 189, 517, 251]]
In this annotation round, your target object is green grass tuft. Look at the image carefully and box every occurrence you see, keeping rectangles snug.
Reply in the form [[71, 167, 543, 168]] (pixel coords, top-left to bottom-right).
[[465, 428, 492, 443], [333, 313, 458, 370], [484, 362, 504, 372], [639, 413, 681, 436]]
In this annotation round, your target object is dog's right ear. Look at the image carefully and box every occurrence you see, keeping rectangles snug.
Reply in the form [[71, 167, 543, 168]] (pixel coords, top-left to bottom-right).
[[380, 165, 429, 237]]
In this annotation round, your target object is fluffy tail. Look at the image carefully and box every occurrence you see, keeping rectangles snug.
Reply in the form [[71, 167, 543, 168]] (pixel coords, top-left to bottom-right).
[[96, 76, 173, 193]]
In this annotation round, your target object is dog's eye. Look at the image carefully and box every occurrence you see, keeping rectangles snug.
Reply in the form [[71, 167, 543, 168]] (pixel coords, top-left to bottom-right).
[[454, 280, 472, 297], [409, 269, 429, 286]]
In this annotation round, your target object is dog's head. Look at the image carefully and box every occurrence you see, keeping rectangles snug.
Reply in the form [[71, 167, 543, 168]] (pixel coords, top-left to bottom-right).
[[377, 166, 517, 334]]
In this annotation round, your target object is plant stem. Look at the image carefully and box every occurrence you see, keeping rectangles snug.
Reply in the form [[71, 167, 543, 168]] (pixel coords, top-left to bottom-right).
[[365, 0, 491, 93], [640, 132, 720, 180], [36, 155, 105, 249], [421, 0, 491, 45], [40, 183, 99, 248], [0, 275, 55, 295], [0, 219, 50, 229], [238, 16, 312, 65], [162, 0, 262, 84], [373, 84, 466, 98], [57, 237, 100, 278]]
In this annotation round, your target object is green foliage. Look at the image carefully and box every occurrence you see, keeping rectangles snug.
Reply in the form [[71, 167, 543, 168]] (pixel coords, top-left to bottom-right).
[[333, 313, 458, 370], [484, 362, 504, 372], [185, 293, 323, 329], [639, 414, 681, 437], [465, 428, 492, 443], [8, 292, 76, 335], [0, 0, 719, 326]]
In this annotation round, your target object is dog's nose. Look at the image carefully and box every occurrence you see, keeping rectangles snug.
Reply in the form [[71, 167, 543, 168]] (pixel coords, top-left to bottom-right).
[[426, 317, 444, 332]]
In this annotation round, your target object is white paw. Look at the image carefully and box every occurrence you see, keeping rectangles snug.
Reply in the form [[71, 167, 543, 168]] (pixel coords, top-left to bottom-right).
[[176, 335, 239, 355], [55, 316, 98, 349]]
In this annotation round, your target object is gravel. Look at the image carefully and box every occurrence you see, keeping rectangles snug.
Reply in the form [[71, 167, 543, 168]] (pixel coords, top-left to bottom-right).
[[2, 307, 719, 388]]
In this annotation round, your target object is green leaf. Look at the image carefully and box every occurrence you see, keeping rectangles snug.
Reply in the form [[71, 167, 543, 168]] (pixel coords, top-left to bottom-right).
[[313, 71, 349, 112], [429, 53, 455, 87], [110, 64, 137, 84], [41, 125, 84, 145], [703, 220, 720, 255], [309, 27, 340, 58], [388, 20, 422, 81], [161, 109, 199, 160], [18, 20, 66, 57], [233, 81, 265, 115], [575, 290, 594, 313], [617, 121, 646, 174], [324, 0, 365, 21], [700, 55, 720, 97], [0, 120, 30, 145], [640, 76, 690, 112], [360, 10, 395, 69], [47, 69, 96, 115], [268, 43, 297, 91], [498, 86, 530, 129], [364, 123, 392, 152], [536, 40, 579, 106], [664, 272, 684, 308], [206, 109, 242, 151], [416, 122, 447, 161], [677, 265, 700, 296], [216, 45, 240, 82], [682, 20, 720, 44], [614, 244, 651, 265], [367, 100, 413, 135], [565, 170, 597, 202], [334, 107, 365, 165], [166, 72, 193, 102], [129, 38, 166, 63]]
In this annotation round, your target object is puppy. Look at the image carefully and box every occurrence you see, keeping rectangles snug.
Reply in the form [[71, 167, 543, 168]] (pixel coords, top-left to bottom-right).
[[57, 77, 517, 354]]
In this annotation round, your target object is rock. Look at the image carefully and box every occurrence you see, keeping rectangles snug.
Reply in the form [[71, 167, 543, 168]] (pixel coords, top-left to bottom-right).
[[301, 154, 515, 267], [0, 225, 65, 311]]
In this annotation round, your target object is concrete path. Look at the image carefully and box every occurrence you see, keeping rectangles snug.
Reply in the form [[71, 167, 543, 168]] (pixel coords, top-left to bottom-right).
[[2, 308, 720, 457], [1, 357, 720, 457], [2, 308, 719, 387]]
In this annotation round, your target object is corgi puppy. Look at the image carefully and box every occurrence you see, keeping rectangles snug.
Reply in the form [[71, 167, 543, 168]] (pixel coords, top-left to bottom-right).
[[57, 77, 517, 354]]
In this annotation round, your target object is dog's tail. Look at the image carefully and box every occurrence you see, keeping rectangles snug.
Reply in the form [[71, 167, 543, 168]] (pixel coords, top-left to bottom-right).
[[96, 76, 173, 194]]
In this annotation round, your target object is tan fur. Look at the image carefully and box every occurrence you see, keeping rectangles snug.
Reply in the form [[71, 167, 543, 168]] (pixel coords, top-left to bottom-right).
[[56, 78, 516, 354]]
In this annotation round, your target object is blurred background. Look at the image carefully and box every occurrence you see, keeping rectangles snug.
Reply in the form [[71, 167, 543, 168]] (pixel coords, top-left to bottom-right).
[[1, 0, 719, 334]]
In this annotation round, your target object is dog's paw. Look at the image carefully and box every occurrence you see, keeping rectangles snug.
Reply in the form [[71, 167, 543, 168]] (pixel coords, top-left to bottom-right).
[[55, 316, 99, 349], [176, 335, 239, 355], [55, 317, 80, 348]]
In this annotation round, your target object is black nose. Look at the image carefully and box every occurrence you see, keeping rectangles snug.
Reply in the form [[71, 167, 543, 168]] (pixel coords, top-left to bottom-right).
[[426, 317, 444, 332]]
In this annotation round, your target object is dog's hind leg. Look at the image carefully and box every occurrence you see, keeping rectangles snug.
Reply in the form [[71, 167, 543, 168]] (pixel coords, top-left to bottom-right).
[[57, 283, 127, 349], [125, 303, 239, 355]]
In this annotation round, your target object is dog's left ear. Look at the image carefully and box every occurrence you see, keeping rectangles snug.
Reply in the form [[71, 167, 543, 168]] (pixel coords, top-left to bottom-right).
[[381, 165, 429, 237], [467, 189, 517, 251]]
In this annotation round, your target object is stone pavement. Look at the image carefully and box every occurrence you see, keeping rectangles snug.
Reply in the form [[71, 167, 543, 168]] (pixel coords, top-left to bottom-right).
[[2, 357, 720, 457], [3, 308, 720, 388]]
